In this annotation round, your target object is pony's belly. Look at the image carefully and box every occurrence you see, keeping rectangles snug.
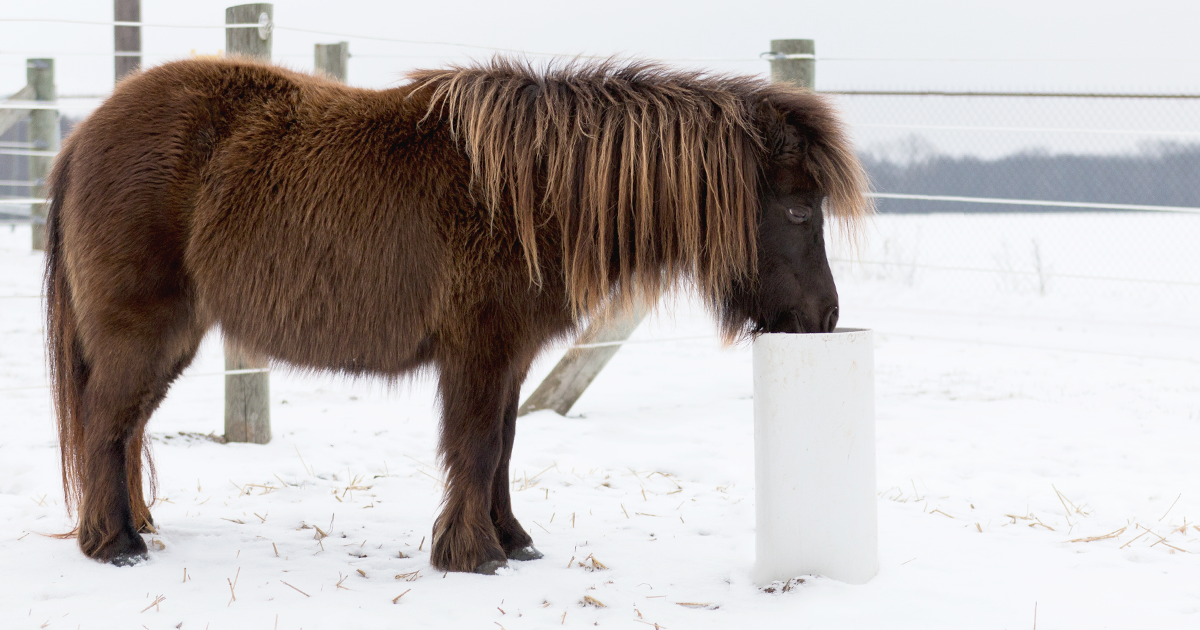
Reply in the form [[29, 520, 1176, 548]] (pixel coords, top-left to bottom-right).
[[201, 265, 442, 374], [186, 203, 449, 375]]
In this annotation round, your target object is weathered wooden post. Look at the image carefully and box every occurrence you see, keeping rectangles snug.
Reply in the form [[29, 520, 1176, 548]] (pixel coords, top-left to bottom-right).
[[518, 304, 650, 416], [767, 39, 815, 88], [114, 0, 141, 82], [226, 3, 273, 60], [223, 340, 271, 443], [0, 84, 34, 138], [27, 58, 57, 251], [222, 4, 273, 444], [314, 42, 349, 82]]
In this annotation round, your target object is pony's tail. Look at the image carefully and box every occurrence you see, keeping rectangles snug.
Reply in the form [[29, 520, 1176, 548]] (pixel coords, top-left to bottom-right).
[[44, 145, 86, 520]]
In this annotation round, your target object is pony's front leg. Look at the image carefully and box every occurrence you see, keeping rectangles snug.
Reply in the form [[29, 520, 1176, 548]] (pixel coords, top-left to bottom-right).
[[491, 380, 541, 561], [430, 356, 519, 574]]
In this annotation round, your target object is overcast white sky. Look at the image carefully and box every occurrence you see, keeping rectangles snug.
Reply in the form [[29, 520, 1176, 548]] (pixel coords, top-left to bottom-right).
[[2, 0, 1199, 98]]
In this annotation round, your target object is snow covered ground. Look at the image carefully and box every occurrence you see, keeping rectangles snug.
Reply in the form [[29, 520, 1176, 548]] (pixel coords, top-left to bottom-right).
[[1, 216, 1198, 630]]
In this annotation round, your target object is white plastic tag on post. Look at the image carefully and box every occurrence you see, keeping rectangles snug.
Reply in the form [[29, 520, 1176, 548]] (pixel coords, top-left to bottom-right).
[[752, 328, 877, 585]]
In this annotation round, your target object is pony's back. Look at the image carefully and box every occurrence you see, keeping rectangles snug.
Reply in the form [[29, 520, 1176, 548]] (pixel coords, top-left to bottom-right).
[[59, 58, 469, 376]]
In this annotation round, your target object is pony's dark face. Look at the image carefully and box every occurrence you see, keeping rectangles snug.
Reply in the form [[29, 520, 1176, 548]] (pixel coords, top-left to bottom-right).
[[750, 179, 840, 334], [719, 115, 841, 337]]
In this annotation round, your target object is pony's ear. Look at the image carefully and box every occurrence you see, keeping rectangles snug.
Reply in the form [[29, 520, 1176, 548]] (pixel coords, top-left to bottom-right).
[[758, 98, 809, 168]]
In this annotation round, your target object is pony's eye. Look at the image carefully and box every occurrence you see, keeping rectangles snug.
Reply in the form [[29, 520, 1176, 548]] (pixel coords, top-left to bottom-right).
[[786, 206, 811, 224]]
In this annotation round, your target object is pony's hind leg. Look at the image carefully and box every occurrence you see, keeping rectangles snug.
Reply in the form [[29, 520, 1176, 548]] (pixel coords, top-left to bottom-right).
[[75, 317, 204, 565], [491, 380, 540, 561], [126, 348, 200, 535]]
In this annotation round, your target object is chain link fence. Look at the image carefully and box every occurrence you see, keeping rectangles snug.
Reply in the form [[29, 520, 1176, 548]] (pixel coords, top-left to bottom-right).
[[825, 91, 1200, 325], [2, 34, 1196, 327]]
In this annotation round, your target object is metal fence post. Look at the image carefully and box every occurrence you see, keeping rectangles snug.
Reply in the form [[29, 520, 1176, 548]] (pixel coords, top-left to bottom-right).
[[314, 42, 349, 82], [222, 4, 273, 444], [27, 58, 57, 251]]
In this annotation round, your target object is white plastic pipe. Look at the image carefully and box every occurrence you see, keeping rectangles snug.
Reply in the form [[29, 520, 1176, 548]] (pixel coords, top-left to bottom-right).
[[752, 328, 877, 585]]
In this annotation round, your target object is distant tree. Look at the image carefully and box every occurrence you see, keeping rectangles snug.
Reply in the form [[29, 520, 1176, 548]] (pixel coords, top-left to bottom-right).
[[863, 141, 1200, 213]]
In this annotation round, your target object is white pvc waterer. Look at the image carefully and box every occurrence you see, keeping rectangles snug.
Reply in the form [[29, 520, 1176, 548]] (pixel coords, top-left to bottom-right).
[[752, 328, 878, 585]]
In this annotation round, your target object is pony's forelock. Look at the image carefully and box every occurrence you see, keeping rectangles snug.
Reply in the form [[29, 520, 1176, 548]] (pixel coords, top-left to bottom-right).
[[759, 87, 875, 237]]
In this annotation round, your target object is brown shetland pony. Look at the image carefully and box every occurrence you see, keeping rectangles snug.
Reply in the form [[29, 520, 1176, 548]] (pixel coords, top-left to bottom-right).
[[45, 57, 869, 573]]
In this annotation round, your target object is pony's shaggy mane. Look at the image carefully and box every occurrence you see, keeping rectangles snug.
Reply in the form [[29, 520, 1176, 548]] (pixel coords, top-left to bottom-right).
[[410, 58, 870, 315]]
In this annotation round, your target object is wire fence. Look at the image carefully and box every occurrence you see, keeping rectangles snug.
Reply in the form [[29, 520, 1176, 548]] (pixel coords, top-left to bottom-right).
[[823, 90, 1200, 324], [2, 15, 1197, 363]]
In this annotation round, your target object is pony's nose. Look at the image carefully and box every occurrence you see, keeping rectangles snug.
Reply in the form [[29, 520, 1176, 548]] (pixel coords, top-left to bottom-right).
[[822, 305, 839, 333]]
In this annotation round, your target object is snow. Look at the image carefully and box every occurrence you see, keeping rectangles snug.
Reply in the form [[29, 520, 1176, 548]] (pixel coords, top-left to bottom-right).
[[1, 216, 1198, 629]]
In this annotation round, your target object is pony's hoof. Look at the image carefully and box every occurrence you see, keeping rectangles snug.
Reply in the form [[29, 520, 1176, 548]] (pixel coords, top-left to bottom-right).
[[507, 545, 543, 561], [82, 524, 148, 565], [473, 560, 508, 575], [109, 552, 149, 567]]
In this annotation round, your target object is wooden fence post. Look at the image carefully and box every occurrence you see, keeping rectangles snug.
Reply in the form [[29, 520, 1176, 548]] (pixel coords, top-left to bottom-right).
[[226, 3, 273, 59], [27, 58, 57, 251], [518, 304, 651, 416], [0, 84, 34, 138], [222, 4, 273, 444], [768, 39, 815, 89], [314, 42, 349, 82], [224, 339, 271, 443], [114, 0, 141, 82]]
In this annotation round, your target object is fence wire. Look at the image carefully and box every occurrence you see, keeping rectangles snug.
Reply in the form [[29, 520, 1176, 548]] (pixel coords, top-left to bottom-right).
[[2, 25, 1197, 328], [828, 91, 1200, 324]]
